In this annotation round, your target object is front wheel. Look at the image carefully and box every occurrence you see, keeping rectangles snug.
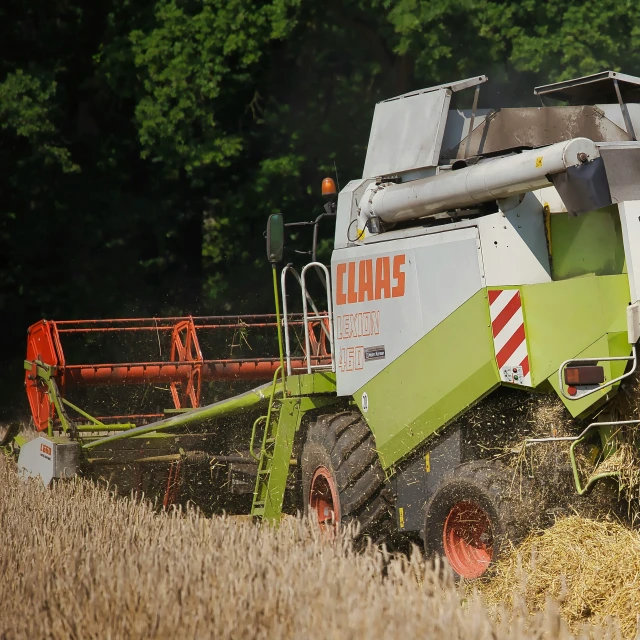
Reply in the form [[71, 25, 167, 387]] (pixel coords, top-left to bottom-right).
[[423, 460, 536, 579], [301, 411, 393, 542]]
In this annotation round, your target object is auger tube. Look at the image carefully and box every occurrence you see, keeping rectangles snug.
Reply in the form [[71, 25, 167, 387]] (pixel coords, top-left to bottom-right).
[[360, 138, 600, 225]]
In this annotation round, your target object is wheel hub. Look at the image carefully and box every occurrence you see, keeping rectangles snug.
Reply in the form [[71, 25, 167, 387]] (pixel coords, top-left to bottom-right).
[[442, 500, 493, 579], [309, 466, 340, 528]]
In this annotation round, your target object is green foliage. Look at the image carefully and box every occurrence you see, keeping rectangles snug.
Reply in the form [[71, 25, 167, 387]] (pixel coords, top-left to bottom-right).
[[479, 0, 640, 79], [386, 0, 640, 83], [0, 71, 77, 173], [130, 0, 300, 177]]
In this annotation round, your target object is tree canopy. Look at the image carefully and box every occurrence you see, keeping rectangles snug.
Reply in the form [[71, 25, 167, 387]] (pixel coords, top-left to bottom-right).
[[1, 0, 639, 416]]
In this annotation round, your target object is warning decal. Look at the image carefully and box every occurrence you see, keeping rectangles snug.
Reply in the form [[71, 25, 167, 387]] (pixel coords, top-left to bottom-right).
[[488, 289, 532, 386]]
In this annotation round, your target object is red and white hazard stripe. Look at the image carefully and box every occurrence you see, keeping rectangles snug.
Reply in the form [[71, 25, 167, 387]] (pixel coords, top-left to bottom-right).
[[488, 289, 531, 386]]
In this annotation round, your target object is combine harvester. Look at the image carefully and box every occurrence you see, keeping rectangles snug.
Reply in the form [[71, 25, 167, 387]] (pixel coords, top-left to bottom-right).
[[9, 70, 640, 578]]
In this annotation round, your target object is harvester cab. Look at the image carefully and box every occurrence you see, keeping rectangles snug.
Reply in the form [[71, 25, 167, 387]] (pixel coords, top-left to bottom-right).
[[13, 70, 640, 579]]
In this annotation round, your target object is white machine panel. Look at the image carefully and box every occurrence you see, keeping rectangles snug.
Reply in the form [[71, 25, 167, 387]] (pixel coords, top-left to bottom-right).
[[619, 200, 640, 306], [18, 436, 58, 486], [477, 193, 552, 286], [363, 88, 452, 178], [17, 436, 78, 486], [332, 227, 484, 396], [334, 178, 371, 250], [532, 185, 567, 213]]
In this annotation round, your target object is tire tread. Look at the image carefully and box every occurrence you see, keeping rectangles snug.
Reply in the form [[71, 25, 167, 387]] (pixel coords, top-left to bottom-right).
[[302, 411, 393, 542]]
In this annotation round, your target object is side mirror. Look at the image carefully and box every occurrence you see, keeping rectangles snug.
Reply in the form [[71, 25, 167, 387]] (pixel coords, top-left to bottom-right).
[[266, 213, 284, 263]]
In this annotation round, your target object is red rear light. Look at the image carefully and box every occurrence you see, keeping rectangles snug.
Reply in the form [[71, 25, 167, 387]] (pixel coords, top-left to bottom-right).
[[564, 365, 605, 386]]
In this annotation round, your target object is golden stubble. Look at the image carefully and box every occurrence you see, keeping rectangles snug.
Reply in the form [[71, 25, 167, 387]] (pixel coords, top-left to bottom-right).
[[0, 455, 633, 640]]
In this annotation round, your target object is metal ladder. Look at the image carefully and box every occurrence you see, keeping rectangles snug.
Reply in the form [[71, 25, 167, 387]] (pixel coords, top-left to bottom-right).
[[249, 367, 285, 519], [250, 262, 335, 520]]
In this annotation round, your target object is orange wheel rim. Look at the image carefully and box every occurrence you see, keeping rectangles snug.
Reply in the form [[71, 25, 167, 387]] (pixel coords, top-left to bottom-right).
[[442, 500, 493, 578], [309, 466, 340, 528]]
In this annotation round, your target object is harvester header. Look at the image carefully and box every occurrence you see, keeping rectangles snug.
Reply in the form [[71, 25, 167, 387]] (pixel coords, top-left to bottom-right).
[[25, 315, 329, 430]]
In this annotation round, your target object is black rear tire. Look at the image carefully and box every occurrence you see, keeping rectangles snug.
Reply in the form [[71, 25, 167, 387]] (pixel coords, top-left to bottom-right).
[[301, 411, 393, 542], [423, 459, 537, 579]]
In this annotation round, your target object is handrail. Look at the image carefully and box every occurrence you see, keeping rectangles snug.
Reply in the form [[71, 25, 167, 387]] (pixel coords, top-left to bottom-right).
[[249, 366, 284, 461], [281, 265, 298, 376], [249, 416, 267, 461], [558, 345, 637, 400], [526, 419, 640, 495], [301, 262, 335, 374], [281, 264, 332, 375], [568, 420, 640, 495]]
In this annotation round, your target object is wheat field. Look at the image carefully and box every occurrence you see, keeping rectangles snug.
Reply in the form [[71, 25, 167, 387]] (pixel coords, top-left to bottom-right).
[[0, 455, 632, 640]]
